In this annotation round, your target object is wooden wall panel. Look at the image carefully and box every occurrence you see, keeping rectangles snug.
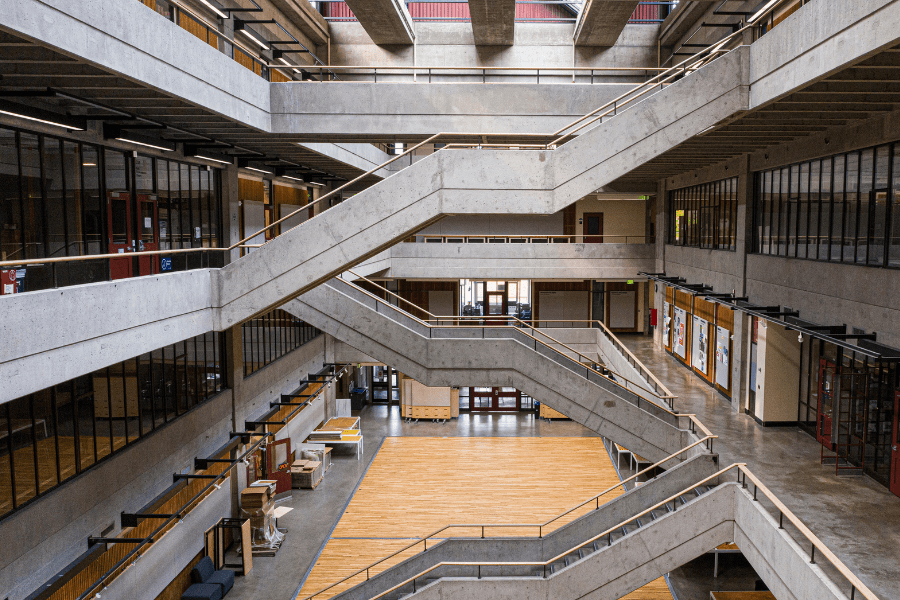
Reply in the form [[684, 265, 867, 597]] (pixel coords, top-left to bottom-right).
[[665, 286, 674, 304], [271, 69, 292, 83], [674, 289, 693, 312], [563, 205, 577, 236], [238, 178, 264, 203], [693, 297, 715, 323], [533, 281, 589, 322], [716, 305, 734, 331]]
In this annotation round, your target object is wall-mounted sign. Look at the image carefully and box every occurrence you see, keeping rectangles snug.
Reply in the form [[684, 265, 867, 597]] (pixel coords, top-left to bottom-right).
[[692, 315, 709, 374], [673, 306, 687, 358]]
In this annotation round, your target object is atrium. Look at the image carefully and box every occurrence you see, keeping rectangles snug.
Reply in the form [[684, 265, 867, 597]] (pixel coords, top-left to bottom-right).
[[0, 1, 898, 600]]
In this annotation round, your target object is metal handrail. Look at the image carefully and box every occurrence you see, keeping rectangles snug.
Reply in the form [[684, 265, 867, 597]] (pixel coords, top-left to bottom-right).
[[338, 273, 673, 408], [364, 463, 879, 600], [297, 435, 716, 600], [415, 234, 652, 243]]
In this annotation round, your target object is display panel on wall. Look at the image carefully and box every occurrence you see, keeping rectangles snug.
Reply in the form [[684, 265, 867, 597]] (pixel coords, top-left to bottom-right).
[[715, 325, 731, 389], [692, 315, 710, 374], [672, 306, 688, 359], [663, 301, 672, 349]]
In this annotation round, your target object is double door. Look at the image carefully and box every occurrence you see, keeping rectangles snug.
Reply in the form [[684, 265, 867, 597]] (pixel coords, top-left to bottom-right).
[[892, 392, 900, 498], [470, 387, 520, 411], [107, 192, 159, 280]]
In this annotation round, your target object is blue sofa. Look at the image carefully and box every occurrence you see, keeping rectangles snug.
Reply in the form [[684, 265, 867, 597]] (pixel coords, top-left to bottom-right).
[[182, 556, 234, 600]]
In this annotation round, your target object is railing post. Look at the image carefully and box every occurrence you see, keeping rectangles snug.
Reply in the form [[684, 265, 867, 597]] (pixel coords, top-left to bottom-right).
[[481, 526, 484, 538], [778, 512, 784, 529], [366, 568, 369, 580], [810, 545, 816, 564]]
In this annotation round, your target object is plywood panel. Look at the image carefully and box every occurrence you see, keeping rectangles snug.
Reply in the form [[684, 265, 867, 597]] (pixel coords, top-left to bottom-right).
[[299, 437, 670, 600]]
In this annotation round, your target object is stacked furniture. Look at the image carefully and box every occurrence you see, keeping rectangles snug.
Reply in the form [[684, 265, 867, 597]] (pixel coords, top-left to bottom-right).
[[307, 417, 364, 460]]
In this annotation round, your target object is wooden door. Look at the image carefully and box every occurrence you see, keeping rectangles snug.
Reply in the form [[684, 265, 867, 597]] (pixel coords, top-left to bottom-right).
[[583, 212, 603, 243], [891, 391, 900, 498], [107, 192, 133, 280], [137, 194, 159, 276], [817, 359, 837, 449]]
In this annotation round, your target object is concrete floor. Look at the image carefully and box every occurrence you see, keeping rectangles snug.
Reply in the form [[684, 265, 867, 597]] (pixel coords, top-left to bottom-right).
[[619, 334, 900, 600], [229, 335, 900, 600]]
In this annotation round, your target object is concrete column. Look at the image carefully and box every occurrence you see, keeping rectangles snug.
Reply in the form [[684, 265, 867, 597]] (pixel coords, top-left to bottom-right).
[[574, 0, 641, 47], [225, 324, 243, 431], [468, 0, 515, 46], [222, 164, 241, 264], [343, 0, 415, 45]]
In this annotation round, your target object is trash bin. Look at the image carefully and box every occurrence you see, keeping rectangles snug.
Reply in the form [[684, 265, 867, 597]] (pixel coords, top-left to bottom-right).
[[350, 387, 367, 411]]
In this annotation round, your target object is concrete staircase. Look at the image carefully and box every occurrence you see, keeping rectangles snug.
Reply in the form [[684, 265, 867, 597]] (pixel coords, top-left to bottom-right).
[[286, 277, 702, 463]]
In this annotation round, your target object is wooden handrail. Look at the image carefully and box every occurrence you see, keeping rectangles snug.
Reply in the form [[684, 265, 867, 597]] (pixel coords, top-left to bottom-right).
[[297, 436, 717, 600]]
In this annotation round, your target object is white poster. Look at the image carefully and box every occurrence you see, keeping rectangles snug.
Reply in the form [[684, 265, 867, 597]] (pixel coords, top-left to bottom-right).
[[692, 315, 709, 374], [663, 301, 671, 346], [715, 326, 730, 389], [673, 307, 687, 358]]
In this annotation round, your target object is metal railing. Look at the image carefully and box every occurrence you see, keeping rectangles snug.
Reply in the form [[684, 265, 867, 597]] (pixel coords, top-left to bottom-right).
[[297, 435, 716, 600], [363, 463, 880, 600], [414, 234, 654, 244], [340, 270, 678, 412], [273, 64, 668, 84]]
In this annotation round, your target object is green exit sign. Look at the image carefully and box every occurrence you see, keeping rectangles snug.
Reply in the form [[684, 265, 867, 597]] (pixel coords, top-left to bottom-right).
[[640, 195, 650, 200], [627, 279, 634, 285]]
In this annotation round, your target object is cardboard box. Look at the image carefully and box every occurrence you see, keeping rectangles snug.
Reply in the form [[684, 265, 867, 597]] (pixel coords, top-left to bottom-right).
[[291, 461, 323, 489]]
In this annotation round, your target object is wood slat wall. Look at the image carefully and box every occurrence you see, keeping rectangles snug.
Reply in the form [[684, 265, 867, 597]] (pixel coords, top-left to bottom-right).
[[563, 205, 577, 236], [272, 183, 308, 236], [46, 450, 233, 600], [397, 280, 458, 321], [271, 69, 292, 83], [234, 48, 262, 75], [238, 178, 264, 203], [693, 297, 715, 323], [533, 280, 590, 322]]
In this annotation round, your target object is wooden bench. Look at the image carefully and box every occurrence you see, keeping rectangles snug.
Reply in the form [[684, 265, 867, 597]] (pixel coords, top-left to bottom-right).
[[710, 592, 775, 600]]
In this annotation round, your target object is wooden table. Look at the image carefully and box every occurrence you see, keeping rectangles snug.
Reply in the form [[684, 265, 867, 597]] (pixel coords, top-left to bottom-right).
[[0, 418, 48, 441], [712, 543, 741, 577], [321, 435, 364, 460]]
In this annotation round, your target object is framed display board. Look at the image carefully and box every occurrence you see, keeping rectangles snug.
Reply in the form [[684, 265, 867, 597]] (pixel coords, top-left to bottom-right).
[[692, 315, 709, 374], [663, 301, 671, 349], [673, 306, 688, 359], [715, 325, 731, 390]]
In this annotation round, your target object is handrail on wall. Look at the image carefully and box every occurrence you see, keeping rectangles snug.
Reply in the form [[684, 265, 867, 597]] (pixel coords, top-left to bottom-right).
[[297, 435, 717, 600]]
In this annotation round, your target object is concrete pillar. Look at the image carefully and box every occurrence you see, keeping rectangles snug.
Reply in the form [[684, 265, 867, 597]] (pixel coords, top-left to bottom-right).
[[225, 324, 243, 431], [574, 0, 641, 47], [222, 164, 241, 264], [468, 0, 515, 46], [343, 0, 415, 45]]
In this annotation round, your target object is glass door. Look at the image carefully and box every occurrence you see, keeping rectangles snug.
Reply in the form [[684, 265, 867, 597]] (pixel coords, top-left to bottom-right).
[[469, 387, 520, 411], [137, 194, 159, 276], [107, 192, 132, 280], [817, 358, 838, 448], [485, 292, 506, 325], [891, 391, 900, 498]]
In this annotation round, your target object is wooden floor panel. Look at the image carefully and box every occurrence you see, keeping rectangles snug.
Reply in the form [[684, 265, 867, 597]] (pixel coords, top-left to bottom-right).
[[300, 437, 672, 600]]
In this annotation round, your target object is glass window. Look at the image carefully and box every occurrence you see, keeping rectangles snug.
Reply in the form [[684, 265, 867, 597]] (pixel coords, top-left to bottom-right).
[[797, 162, 809, 258], [787, 164, 799, 257], [20, 133, 44, 260], [808, 160, 820, 260], [844, 152, 860, 263], [858, 149, 873, 264], [891, 146, 900, 268], [819, 158, 833, 261], [81, 146, 102, 256], [0, 128, 22, 263], [667, 177, 738, 251], [832, 155, 845, 261], [870, 146, 890, 266]]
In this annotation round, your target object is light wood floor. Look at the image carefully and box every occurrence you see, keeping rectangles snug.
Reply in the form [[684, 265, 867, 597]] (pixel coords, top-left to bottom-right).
[[298, 437, 672, 600]]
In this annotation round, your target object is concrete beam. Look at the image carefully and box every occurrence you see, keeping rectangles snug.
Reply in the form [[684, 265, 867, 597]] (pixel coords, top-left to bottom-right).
[[269, 0, 330, 46], [468, 0, 515, 46], [574, 0, 641, 47], [343, 0, 415, 45]]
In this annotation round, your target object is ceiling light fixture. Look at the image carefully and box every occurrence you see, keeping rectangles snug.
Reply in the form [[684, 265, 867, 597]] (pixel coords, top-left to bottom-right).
[[279, 57, 301, 74], [0, 108, 84, 131], [239, 29, 269, 51], [244, 166, 273, 175], [115, 137, 174, 152], [83, 162, 97, 167], [197, 0, 229, 20], [282, 175, 304, 182], [195, 154, 233, 165]]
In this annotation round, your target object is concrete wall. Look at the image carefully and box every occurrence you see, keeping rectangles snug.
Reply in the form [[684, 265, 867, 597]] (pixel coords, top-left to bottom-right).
[[575, 197, 646, 241]]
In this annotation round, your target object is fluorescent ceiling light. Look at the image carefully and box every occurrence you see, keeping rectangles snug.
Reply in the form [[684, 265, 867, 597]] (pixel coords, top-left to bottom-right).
[[195, 154, 232, 165], [82, 162, 97, 167], [749, 0, 779, 24], [115, 137, 173, 152], [0, 109, 84, 131], [282, 175, 304, 182], [198, 0, 229, 19], [244, 166, 273, 175], [239, 29, 269, 51], [279, 57, 300, 74], [306, 181, 326, 187]]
